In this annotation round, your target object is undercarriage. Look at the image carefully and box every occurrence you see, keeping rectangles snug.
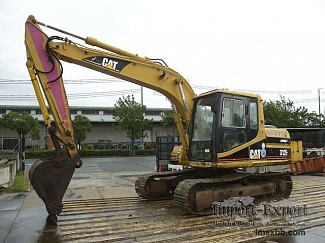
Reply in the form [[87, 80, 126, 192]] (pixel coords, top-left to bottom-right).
[[29, 155, 292, 224], [135, 169, 292, 214]]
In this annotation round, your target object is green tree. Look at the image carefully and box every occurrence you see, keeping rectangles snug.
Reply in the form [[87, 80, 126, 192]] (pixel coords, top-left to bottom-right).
[[112, 95, 153, 154], [0, 112, 41, 170], [161, 110, 187, 137], [0, 112, 41, 140], [72, 115, 92, 149], [263, 96, 319, 127], [304, 111, 324, 127], [161, 110, 175, 127]]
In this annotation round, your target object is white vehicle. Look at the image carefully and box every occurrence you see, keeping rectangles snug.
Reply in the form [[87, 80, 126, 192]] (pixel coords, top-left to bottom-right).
[[305, 147, 325, 157]]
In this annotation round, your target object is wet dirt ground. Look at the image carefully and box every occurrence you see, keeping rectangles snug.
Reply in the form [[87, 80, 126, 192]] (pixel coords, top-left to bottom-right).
[[1, 156, 325, 243]]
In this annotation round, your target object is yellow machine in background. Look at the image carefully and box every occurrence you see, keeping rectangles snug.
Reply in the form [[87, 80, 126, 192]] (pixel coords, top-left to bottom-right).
[[25, 15, 292, 223], [288, 138, 325, 175], [291, 140, 304, 162]]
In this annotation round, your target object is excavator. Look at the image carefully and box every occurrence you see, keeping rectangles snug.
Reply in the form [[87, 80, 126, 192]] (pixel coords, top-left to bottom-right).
[[25, 15, 292, 223]]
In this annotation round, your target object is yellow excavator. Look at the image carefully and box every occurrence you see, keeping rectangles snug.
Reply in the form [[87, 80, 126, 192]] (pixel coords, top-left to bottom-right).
[[25, 15, 292, 223]]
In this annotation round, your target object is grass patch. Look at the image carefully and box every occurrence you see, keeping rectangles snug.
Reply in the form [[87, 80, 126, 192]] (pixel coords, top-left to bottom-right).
[[0, 172, 28, 194], [10, 172, 27, 192]]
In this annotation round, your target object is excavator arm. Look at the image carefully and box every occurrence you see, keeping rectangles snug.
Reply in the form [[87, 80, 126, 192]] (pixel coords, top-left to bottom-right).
[[25, 15, 195, 222]]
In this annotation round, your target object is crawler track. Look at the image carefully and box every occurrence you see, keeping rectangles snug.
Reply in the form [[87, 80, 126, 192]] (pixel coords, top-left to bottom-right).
[[54, 177, 325, 242], [174, 172, 292, 214], [135, 169, 196, 200]]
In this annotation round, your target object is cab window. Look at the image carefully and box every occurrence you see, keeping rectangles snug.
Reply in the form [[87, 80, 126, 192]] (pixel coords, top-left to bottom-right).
[[249, 102, 258, 129], [221, 99, 245, 128]]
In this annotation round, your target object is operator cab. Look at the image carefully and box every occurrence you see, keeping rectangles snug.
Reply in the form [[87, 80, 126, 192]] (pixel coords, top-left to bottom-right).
[[188, 91, 260, 162]]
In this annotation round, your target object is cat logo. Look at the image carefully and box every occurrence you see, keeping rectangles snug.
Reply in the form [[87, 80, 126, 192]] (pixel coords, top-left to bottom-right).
[[250, 143, 266, 160], [101, 58, 119, 71], [83, 56, 130, 73]]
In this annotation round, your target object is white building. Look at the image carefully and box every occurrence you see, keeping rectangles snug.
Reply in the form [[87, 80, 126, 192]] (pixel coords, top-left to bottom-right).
[[0, 105, 176, 149]]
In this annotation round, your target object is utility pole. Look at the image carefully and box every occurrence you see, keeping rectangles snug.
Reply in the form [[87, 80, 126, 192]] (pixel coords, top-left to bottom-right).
[[318, 88, 322, 116], [141, 86, 143, 107], [141, 86, 144, 149], [318, 88, 323, 127]]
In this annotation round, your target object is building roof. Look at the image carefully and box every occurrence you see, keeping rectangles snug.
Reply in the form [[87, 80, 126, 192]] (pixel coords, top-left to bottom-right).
[[0, 105, 172, 111], [0, 105, 172, 123]]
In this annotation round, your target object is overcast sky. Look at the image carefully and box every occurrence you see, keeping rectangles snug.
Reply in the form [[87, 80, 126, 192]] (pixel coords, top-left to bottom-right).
[[1, 0, 325, 113]]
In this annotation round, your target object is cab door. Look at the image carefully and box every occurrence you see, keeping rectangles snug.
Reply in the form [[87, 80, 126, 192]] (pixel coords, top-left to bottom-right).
[[217, 95, 258, 160]]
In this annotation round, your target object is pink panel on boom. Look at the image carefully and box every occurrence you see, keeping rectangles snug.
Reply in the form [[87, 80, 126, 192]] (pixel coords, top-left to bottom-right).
[[26, 23, 70, 130]]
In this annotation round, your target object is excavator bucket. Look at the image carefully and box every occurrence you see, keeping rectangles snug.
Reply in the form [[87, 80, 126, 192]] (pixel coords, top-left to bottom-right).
[[29, 154, 75, 224]]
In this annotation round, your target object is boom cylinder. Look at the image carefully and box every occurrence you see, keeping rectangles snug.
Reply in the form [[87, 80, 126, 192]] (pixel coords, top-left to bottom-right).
[[85, 37, 147, 61]]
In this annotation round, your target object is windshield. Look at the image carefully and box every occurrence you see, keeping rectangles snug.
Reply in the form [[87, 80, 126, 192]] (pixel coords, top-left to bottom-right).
[[192, 103, 213, 141], [190, 97, 214, 161]]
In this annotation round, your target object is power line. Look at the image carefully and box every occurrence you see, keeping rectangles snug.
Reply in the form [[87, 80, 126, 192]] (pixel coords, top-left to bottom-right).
[[153, 88, 313, 96], [293, 98, 325, 103], [0, 78, 318, 95], [0, 78, 123, 84], [0, 78, 321, 104], [0, 89, 140, 100]]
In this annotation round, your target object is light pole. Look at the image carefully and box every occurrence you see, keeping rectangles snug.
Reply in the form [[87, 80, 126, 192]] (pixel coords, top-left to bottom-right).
[[318, 88, 323, 127], [141, 86, 143, 107], [318, 88, 323, 116], [141, 86, 144, 149]]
